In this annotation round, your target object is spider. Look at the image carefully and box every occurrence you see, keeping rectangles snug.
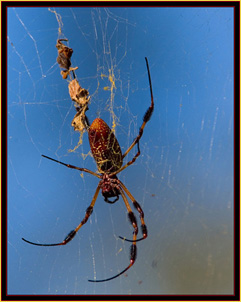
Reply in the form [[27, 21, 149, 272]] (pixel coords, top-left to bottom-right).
[[56, 39, 78, 79], [22, 57, 154, 283]]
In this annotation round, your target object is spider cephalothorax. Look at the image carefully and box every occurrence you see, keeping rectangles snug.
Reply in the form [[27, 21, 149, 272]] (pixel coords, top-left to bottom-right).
[[22, 57, 154, 283], [100, 174, 121, 203]]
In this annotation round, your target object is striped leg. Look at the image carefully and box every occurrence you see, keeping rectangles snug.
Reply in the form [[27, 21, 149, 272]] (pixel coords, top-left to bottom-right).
[[42, 155, 101, 178], [22, 184, 101, 246], [118, 180, 147, 242], [111, 141, 140, 176], [88, 186, 138, 282], [122, 57, 154, 160]]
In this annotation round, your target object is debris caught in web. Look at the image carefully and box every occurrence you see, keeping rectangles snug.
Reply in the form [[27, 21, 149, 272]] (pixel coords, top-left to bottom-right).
[[56, 38, 78, 80], [68, 78, 89, 106], [55, 38, 91, 150]]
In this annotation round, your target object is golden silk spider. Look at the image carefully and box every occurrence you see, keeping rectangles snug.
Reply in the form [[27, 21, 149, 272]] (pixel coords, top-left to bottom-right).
[[22, 57, 154, 282]]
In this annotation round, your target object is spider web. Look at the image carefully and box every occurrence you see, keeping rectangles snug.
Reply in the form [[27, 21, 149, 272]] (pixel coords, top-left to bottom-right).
[[8, 7, 234, 295]]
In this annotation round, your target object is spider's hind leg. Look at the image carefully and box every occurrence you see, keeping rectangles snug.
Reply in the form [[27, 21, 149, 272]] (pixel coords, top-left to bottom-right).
[[22, 184, 101, 247], [118, 180, 147, 243], [88, 186, 138, 282]]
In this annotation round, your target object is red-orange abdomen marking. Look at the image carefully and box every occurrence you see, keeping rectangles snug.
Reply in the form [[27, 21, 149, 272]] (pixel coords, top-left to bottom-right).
[[88, 118, 123, 173]]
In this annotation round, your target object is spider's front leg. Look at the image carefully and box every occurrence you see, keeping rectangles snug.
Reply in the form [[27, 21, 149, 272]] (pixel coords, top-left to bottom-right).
[[121, 57, 154, 161]]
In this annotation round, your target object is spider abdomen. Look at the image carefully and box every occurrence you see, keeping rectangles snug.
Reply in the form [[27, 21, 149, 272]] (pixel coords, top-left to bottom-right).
[[88, 118, 123, 173]]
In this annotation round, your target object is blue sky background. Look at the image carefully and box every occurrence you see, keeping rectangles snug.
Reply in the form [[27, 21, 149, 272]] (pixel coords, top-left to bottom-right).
[[8, 7, 233, 295]]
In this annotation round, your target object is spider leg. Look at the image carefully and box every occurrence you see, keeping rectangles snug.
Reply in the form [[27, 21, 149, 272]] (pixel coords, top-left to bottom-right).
[[110, 141, 140, 176], [88, 253, 135, 283], [42, 155, 101, 178], [118, 180, 147, 243], [22, 184, 101, 247], [88, 186, 137, 282], [122, 57, 154, 160]]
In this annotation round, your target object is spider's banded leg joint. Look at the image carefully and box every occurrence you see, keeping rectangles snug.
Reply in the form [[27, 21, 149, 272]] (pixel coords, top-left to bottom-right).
[[133, 200, 148, 239], [141, 225, 148, 238], [133, 200, 144, 218], [143, 106, 154, 123], [134, 140, 141, 156], [119, 196, 148, 242], [86, 205, 93, 215], [63, 230, 76, 244], [128, 212, 138, 236], [82, 206, 93, 224], [130, 244, 137, 263], [67, 163, 78, 169]]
